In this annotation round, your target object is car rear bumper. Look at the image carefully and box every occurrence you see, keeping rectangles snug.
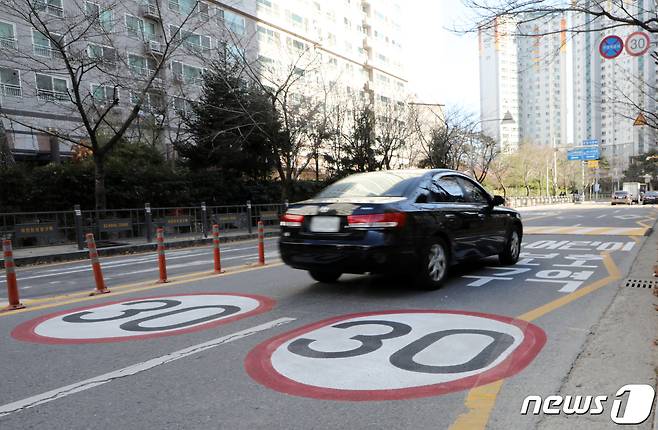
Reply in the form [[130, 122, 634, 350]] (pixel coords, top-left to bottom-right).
[[279, 241, 417, 274]]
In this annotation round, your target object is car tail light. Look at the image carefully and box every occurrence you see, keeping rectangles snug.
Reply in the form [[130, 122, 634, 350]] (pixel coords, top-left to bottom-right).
[[347, 212, 407, 229], [280, 213, 304, 227]]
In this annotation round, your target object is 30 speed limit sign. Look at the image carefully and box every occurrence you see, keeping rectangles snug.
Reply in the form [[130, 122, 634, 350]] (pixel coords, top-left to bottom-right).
[[626, 31, 651, 57], [12, 293, 274, 344], [245, 310, 545, 400]]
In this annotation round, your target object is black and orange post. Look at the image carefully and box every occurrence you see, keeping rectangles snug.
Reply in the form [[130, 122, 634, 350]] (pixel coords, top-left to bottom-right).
[[86, 233, 110, 296], [212, 224, 224, 274], [156, 227, 168, 283], [2, 239, 25, 311], [257, 220, 265, 265]]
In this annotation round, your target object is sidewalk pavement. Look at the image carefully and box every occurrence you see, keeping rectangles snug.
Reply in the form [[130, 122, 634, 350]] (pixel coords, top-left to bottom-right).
[[537, 219, 658, 429], [0, 227, 280, 268]]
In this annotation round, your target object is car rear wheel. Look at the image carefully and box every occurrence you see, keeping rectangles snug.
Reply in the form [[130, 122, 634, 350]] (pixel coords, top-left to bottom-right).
[[308, 270, 341, 283], [499, 227, 521, 265], [416, 239, 449, 290]]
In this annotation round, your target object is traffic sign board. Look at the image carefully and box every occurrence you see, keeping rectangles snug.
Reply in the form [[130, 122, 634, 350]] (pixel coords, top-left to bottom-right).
[[245, 310, 546, 400], [634, 112, 648, 126], [568, 147, 600, 161], [12, 293, 274, 344], [625, 31, 651, 57], [583, 139, 599, 146], [587, 160, 599, 169], [599, 35, 624, 59]]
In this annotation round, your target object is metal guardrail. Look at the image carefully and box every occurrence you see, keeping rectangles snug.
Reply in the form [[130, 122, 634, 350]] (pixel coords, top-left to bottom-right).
[[0, 202, 286, 250], [504, 194, 612, 208]]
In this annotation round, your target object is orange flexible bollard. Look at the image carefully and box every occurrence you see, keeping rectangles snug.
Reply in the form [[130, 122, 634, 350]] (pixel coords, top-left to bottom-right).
[[257, 221, 265, 265], [86, 233, 110, 295], [157, 227, 168, 283], [3, 240, 25, 310], [212, 224, 224, 273]]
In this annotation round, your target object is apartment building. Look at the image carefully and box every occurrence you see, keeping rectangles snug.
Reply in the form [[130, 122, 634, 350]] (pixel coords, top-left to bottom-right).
[[479, 15, 568, 153], [571, 0, 656, 173], [0, 0, 407, 161], [479, 18, 520, 153]]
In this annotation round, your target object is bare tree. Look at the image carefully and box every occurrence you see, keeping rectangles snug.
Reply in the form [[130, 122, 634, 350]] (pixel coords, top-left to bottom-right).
[[0, 0, 221, 208], [373, 99, 415, 170], [414, 106, 475, 171]]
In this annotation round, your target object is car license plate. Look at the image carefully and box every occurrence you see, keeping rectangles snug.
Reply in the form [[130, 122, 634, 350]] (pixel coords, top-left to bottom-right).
[[309, 216, 341, 233]]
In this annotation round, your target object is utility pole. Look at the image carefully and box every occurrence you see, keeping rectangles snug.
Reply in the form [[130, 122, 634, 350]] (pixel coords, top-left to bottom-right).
[[552, 137, 558, 195]]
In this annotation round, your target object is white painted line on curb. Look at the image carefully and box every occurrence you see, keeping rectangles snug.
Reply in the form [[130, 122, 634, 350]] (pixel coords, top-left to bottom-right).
[[0, 317, 296, 418]]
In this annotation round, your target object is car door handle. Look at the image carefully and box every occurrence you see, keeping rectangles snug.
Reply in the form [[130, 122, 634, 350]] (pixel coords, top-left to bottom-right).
[[444, 214, 457, 219], [478, 214, 486, 219]]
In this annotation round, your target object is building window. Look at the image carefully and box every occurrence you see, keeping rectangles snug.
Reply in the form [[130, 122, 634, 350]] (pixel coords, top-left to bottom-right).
[[172, 96, 196, 116], [224, 10, 245, 34], [169, 0, 197, 14], [91, 84, 118, 103], [126, 15, 157, 40], [171, 61, 204, 85], [85, 1, 113, 31], [32, 29, 63, 57], [35, 0, 64, 17], [87, 43, 117, 67], [132, 91, 165, 113], [128, 53, 157, 76], [170, 25, 211, 50], [0, 67, 21, 97], [35, 73, 68, 101], [0, 21, 16, 49]]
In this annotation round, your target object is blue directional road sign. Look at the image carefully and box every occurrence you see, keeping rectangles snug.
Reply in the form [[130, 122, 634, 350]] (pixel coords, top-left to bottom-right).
[[582, 147, 600, 160], [568, 147, 600, 161], [583, 139, 599, 146]]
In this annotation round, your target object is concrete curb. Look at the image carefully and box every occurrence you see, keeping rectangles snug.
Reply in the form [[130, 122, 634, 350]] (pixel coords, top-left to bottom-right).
[[0, 231, 280, 268]]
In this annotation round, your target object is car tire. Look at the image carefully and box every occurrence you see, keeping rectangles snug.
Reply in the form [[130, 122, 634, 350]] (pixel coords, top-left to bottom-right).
[[309, 270, 341, 283], [499, 227, 521, 265], [416, 238, 449, 290]]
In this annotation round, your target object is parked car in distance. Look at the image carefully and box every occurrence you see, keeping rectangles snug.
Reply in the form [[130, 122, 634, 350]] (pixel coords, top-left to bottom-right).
[[611, 190, 632, 205], [278, 169, 523, 289], [642, 190, 658, 205]]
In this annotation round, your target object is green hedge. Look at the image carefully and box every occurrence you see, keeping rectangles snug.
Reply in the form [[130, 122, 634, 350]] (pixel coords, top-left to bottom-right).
[[0, 143, 325, 212]]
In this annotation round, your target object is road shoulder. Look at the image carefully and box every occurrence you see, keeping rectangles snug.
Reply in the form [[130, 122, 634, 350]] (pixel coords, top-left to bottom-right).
[[537, 231, 658, 429]]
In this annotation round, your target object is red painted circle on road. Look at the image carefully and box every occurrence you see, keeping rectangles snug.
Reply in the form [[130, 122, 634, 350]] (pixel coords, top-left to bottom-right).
[[12, 293, 274, 344], [245, 310, 546, 401]]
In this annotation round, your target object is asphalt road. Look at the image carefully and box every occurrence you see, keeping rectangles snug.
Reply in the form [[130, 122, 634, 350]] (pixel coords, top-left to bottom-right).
[[0, 202, 655, 430]]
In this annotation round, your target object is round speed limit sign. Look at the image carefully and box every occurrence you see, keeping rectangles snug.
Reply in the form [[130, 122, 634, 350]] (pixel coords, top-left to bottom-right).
[[13, 293, 274, 344], [245, 310, 546, 400], [626, 31, 651, 57]]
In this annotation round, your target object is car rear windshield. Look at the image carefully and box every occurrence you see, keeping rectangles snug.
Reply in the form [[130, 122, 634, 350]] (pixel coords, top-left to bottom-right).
[[645, 191, 658, 196], [315, 171, 422, 198], [614, 191, 628, 196]]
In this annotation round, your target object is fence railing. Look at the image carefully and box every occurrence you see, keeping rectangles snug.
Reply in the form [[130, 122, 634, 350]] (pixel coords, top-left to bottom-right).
[[505, 194, 612, 208], [0, 201, 287, 249]]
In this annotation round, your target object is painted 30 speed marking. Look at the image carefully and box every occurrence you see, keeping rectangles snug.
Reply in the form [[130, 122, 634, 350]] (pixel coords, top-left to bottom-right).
[[245, 310, 546, 401], [13, 293, 274, 344]]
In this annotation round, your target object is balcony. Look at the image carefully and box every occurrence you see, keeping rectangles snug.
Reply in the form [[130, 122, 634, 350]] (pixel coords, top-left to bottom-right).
[[142, 3, 161, 21], [129, 65, 157, 78], [146, 39, 164, 56], [1, 84, 21, 97], [33, 44, 53, 57], [37, 89, 68, 102], [0, 37, 16, 49]]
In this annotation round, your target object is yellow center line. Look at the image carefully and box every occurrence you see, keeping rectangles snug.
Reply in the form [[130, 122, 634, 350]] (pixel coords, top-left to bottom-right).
[[449, 253, 621, 430], [0, 261, 283, 317]]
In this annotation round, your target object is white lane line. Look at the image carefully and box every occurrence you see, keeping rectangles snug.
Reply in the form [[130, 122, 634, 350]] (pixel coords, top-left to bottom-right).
[[110, 253, 269, 277], [596, 214, 606, 219], [0, 317, 295, 418]]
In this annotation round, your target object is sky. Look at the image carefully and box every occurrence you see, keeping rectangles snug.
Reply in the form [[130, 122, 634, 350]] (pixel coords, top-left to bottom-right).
[[402, 0, 480, 113]]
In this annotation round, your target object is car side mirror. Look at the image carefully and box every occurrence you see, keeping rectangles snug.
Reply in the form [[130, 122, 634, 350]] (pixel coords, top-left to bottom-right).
[[492, 195, 505, 206]]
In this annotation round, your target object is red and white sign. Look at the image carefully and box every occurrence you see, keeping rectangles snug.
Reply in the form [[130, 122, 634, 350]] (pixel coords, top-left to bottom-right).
[[245, 310, 546, 401], [625, 31, 651, 57], [12, 293, 274, 344]]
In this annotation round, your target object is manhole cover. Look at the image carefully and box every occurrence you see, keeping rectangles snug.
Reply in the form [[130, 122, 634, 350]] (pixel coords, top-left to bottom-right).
[[624, 279, 658, 289]]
